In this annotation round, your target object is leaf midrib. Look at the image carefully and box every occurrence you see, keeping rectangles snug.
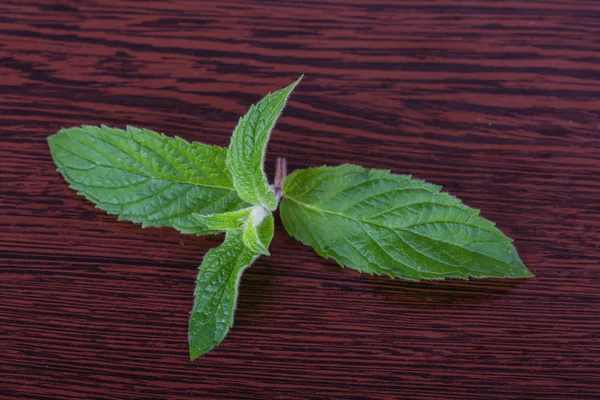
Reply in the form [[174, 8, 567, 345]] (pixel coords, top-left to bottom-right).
[[283, 193, 513, 266]]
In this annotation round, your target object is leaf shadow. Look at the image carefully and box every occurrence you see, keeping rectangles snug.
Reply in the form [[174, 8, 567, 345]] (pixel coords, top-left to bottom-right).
[[363, 273, 528, 309], [316, 257, 531, 310], [233, 260, 279, 318]]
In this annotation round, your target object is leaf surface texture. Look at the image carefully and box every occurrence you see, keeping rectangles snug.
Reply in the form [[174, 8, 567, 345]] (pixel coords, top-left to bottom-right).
[[280, 164, 532, 280], [48, 125, 249, 234], [226, 77, 301, 210], [189, 215, 274, 359]]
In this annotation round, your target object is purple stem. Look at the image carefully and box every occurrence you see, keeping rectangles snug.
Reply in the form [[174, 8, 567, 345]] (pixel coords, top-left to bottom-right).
[[273, 157, 287, 201]]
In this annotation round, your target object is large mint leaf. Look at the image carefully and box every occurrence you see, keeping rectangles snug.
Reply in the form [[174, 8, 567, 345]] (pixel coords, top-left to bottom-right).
[[226, 77, 302, 210], [48, 125, 249, 234], [280, 164, 532, 280], [189, 214, 274, 359]]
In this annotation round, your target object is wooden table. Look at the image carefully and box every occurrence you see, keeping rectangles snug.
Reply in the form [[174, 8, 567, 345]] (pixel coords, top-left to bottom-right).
[[2, 1, 599, 399]]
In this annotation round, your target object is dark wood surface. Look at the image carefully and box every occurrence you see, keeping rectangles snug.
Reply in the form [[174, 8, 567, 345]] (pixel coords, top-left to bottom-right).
[[2, 1, 599, 399]]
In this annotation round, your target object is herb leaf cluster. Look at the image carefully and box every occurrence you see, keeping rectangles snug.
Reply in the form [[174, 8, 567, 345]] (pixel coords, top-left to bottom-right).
[[48, 77, 532, 359]]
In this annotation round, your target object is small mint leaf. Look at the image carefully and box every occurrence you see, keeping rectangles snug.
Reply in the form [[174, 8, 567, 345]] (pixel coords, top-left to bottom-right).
[[192, 207, 255, 231], [280, 164, 533, 280], [242, 208, 272, 256], [189, 213, 274, 359], [48, 125, 249, 234], [226, 77, 302, 210], [254, 208, 275, 250], [189, 229, 256, 359]]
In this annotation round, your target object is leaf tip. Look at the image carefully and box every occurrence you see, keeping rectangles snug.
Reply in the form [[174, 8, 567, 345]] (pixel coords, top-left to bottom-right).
[[500, 257, 534, 279], [46, 134, 59, 152], [47, 127, 72, 144], [188, 329, 218, 360], [519, 266, 535, 278], [188, 343, 203, 361], [284, 75, 304, 94]]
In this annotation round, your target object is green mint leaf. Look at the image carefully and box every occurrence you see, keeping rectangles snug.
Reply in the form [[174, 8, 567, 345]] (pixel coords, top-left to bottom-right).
[[48, 125, 249, 234], [189, 213, 274, 359], [193, 206, 274, 255], [280, 164, 532, 280], [192, 207, 255, 231], [242, 208, 272, 256], [226, 77, 302, 210], [189, 229, 256, 359], [253, 208, 275, 250]]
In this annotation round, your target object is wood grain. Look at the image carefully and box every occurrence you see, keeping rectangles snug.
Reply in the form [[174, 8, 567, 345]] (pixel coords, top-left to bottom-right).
[[1, 1, 599, 399]]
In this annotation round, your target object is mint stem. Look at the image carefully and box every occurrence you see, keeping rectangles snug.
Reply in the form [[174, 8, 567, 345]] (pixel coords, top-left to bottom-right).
[[273, 157, 287, 201]]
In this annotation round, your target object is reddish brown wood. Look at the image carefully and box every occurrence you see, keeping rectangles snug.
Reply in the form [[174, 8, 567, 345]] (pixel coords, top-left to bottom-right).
[[1, 1, 599, 399]]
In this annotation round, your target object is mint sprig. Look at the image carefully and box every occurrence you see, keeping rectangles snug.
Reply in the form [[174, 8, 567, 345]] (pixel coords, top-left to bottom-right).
[[47, 77, 533, 359]]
